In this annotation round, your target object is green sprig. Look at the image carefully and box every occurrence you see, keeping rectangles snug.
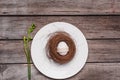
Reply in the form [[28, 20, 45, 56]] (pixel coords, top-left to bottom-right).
[[23, 24, 36, 80]]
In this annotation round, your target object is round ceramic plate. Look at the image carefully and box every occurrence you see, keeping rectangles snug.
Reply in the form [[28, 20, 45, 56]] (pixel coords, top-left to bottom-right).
[[31, 22, 88, 79]]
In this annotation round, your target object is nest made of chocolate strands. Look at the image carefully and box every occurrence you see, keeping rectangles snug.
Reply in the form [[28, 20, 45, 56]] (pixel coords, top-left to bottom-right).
[[47, 32, 76, 64]]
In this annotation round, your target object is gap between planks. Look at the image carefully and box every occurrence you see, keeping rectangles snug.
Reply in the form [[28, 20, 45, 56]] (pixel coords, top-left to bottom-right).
[[0, 38, 120, 41]]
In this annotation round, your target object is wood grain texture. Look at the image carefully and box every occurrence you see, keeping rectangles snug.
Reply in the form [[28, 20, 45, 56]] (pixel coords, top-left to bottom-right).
[[0, 63, 120, 80], [0, 40, 120, 63], [0, 41, 26, 63], [0, 0, 120, 79], [0, 16, 120, 39], [0, 0, 120, 15]]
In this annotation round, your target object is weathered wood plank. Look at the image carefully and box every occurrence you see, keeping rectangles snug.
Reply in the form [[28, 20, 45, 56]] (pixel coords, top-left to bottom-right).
[[0, 16, 120, 39], [0, 40, 120, 63], [0, 41, 26, 63], [0, 0, 120, 15], [0, 63, 120, 80]]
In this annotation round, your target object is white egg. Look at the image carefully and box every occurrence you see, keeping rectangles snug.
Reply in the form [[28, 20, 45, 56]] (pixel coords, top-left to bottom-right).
[[57, 41, 69, 56]]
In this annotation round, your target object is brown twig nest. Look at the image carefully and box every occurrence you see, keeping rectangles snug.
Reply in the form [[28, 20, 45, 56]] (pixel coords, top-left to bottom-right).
[[47, 32, 76, 64]]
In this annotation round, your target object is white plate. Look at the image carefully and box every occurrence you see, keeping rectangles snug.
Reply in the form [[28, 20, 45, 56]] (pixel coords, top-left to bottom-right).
[[31, 22, 88, 79]]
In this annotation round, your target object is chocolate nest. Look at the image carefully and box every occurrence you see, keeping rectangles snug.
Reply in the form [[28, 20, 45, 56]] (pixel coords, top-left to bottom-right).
[[47, 32, 76, 64]]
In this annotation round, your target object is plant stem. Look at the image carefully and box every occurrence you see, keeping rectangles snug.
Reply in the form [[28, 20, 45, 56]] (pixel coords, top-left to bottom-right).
[[27, 57, 31, 80], [27, 42, 31, 80], [23, 24, 36, 80], [23, 38, 31, 80]]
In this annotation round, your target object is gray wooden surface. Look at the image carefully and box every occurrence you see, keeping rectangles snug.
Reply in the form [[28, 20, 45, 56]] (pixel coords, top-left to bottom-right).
[[0, 0, 120, 15], [0, 0, 120, 80]]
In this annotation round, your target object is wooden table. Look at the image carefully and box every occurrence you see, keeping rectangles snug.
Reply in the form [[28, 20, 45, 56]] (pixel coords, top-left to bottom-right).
[[0, 0, 120, 80]]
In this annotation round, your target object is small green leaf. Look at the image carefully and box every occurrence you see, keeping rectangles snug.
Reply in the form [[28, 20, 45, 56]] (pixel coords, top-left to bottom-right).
[[28, 37, 32, 41], [23, 36, 27, 42], [27, 24, 36, 34], [31, 24, 36, 29]]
